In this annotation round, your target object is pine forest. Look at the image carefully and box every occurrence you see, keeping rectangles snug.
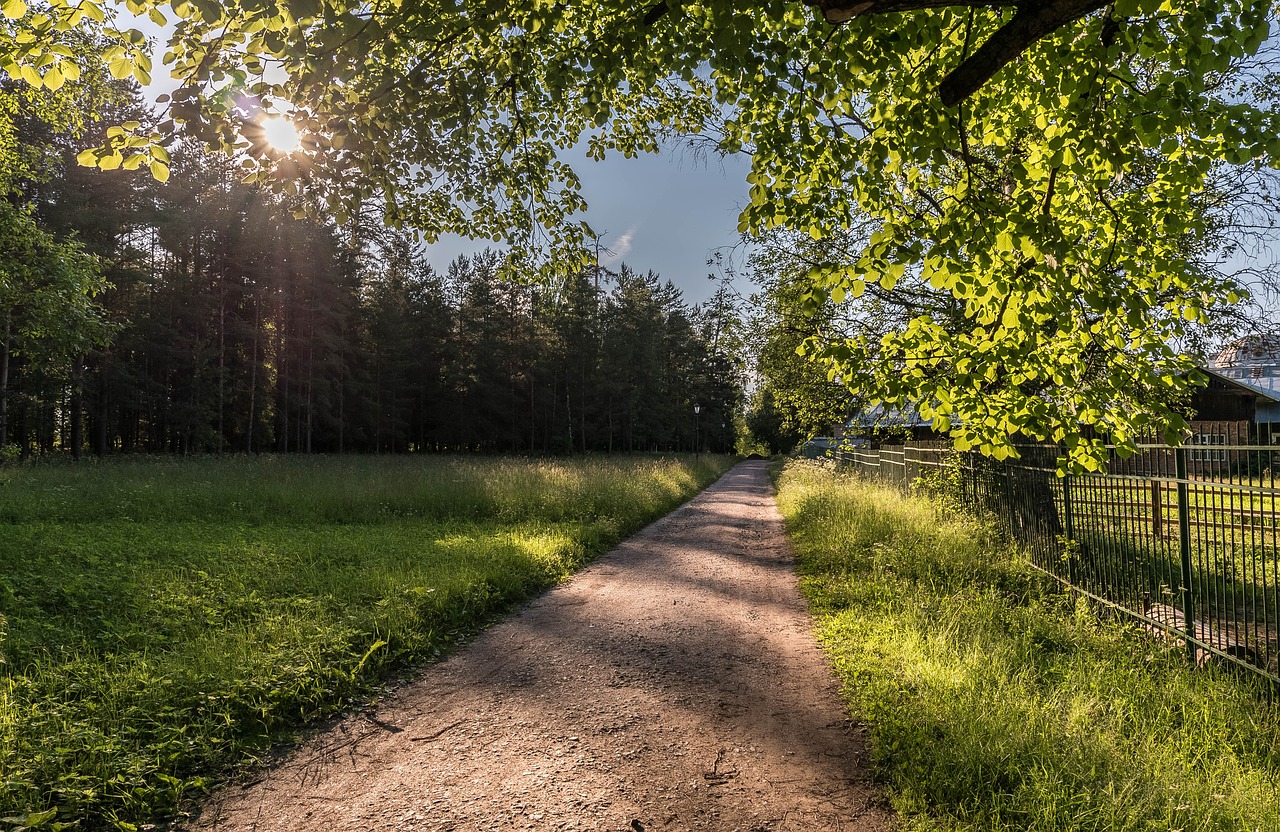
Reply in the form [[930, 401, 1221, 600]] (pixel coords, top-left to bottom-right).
[[2, 84, 743, 460]]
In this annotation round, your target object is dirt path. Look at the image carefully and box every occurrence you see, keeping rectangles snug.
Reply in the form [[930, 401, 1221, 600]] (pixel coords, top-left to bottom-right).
[[189, 461, 892, 832]]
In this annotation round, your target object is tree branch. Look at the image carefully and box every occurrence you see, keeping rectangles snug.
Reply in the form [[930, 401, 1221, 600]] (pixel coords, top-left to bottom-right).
[[806, 0, 1110, 106], [811, 0, 1016, 22]]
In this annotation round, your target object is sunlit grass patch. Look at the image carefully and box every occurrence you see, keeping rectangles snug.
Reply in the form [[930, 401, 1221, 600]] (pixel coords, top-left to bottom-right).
[[0, 454, 733, 830], [777, 460, 1280, 832]]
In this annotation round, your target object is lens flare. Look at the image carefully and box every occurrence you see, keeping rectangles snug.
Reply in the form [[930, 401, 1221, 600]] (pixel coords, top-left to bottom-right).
[[261, 117, 302, 153]]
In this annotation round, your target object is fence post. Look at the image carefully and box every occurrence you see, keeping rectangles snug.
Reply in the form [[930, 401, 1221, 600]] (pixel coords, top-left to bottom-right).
[[1151, 480, 1162, 539], [1175, 447, 1197, 663], [1061, 473, 1076, 585]]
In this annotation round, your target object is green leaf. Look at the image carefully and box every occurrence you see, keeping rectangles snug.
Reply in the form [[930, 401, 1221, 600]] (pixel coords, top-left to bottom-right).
[[879, 263, 904, 291], [288, 0, 319, 19], [107, 55, 132, 80]]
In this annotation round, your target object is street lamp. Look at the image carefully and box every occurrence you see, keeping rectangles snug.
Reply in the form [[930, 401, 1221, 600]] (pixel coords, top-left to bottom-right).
[[693, 403, 701, 455]]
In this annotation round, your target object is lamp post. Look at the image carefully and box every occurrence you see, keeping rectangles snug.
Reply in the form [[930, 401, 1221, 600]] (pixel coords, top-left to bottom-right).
[[693, 403, 701, 455]]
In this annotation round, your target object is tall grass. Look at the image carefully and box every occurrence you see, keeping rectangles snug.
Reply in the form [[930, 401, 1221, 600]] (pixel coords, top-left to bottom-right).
[[0, 454, 733, 830], [776, 461, 1280, 832]]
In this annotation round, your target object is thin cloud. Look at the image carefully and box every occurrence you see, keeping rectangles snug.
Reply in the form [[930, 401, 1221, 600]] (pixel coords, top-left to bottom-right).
[[603, 225, 637, 264]]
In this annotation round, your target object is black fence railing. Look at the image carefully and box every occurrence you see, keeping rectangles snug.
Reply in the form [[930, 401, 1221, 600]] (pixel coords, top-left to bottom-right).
[[834, 428, 1280, 690]]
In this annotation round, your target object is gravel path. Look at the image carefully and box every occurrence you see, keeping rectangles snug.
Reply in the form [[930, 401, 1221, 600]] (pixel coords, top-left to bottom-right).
[[189, 461, 892, 832]]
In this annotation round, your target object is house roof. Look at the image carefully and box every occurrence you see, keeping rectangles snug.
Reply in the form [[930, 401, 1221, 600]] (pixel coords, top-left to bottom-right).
[[846, 404, 934, 429], [1214, 334, 1280, 368], [1200, 366, 1280, 404]]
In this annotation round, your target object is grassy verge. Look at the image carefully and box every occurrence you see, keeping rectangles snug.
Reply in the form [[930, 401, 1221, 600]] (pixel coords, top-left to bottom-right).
[[0, 454, 733, 830], [776, 460, 1280, 832]]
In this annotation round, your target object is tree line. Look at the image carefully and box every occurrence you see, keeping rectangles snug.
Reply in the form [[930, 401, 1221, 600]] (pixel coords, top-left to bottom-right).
[[2, 85, 743, 459], [14, 0, 1277, 470]]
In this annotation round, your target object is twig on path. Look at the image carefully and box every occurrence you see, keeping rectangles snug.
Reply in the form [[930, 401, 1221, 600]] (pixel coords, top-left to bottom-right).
[[702, 748, 739, 785], [291, 726, 374, 788], [361, 712, 404, 733], [409, 719, 464, 742]]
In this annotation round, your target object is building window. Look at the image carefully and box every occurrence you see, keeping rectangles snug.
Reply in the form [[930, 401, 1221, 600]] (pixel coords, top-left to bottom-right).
[[1251, 366, 1264, 379], [1190, 433, 1228, 462]]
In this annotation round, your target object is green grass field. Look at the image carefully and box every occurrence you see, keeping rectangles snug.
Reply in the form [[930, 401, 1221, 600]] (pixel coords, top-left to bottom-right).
[[0, 454, 733, 830], [776, 460, 1280, 832]]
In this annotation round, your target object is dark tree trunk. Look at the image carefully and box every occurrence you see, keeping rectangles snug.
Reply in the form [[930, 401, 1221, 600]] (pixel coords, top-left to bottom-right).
[[70, 356, 84, 460], [0, 320, 10, 449], [247, 316, 259, 454], [94, 364, 109, 456]]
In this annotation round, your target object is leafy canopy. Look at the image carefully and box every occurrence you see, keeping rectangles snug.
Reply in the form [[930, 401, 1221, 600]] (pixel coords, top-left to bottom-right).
[[0, 200, 110, 439], [5, 0, 1278, 468]]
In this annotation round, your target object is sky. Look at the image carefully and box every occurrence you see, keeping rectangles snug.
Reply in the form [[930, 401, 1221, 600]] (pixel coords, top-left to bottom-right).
[[420, 146, 754, 307], [130, 15, 1277, 318], [137, 43, 754, 307]]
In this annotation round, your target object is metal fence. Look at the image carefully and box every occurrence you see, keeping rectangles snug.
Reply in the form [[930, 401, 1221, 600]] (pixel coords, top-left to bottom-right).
[[834, 426, 1280, 690]]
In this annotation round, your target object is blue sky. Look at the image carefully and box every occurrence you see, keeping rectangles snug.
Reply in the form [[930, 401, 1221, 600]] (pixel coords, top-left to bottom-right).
[[132, 14, 1276, 316], [136, 26, 755, 307], [421, 145, 754, 306]]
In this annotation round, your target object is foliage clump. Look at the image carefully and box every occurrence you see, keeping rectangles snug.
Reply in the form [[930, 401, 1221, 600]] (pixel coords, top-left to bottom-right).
[[8, 0, 1280, 468]]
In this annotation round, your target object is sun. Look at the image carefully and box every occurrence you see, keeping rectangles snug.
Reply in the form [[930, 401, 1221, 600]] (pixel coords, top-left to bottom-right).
[[261, 116, 302, 153]]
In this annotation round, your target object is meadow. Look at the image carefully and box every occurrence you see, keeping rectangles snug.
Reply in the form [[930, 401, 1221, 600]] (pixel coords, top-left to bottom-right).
[[776, 460, 1280, 832], [0, 454, 733, 830]]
